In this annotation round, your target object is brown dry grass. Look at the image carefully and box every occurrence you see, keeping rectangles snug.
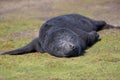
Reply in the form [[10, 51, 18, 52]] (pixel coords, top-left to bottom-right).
[[0, 0, 120, 25]]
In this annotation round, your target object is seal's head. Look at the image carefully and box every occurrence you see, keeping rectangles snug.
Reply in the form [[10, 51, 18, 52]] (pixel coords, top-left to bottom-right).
[[44, 28, 83, 57]]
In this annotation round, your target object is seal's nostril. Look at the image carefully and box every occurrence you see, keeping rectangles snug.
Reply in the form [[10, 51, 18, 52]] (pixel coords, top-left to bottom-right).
[[72, 46, 75, 49], [69, 45, 74, 49], [69, 45, 75, 49]]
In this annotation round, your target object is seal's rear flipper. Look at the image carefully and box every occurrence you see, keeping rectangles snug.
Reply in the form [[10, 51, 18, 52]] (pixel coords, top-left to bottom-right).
[[103, 24, 120, 29], [1, 38, 44, 55], [93, 20, 120, 31], [93, 20, 106, 31]]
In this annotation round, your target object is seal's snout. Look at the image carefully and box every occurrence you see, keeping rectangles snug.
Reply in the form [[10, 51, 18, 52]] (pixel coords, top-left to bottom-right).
[[70, 45, 76, 50], [49, 36, 82, 57], [57, 38, 82, 57], [69, 44, 79, 54]]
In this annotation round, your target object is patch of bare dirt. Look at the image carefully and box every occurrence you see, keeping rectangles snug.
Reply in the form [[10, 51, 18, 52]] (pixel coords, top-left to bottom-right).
[[6, 30, 38, 40], [0, 0, 120, 25], [0, 0, 63, 20]]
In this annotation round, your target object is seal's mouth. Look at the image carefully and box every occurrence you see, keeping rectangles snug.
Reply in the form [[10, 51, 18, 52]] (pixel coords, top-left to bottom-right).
[[64, 46, 81, 57]]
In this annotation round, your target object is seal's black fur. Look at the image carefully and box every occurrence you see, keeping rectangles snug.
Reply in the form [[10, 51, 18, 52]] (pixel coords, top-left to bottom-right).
[[1, 14, 119, 57]]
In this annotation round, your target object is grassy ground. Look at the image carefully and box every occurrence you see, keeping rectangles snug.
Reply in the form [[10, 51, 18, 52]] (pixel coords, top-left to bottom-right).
[[0, 0, 120, 80], [0, 18, 120, 80]]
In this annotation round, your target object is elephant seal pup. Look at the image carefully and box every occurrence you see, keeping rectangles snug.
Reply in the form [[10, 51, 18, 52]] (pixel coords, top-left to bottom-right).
[[1, 14, 118, 57]]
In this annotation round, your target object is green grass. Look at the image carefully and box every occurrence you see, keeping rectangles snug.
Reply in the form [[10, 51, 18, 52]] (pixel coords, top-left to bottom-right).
[[0, 19, 120, 80], [0, 19, 44, 51]]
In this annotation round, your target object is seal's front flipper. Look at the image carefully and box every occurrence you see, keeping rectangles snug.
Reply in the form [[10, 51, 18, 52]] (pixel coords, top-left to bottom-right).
[[87, 31, 99, 46], [1, 38, 44, 55]]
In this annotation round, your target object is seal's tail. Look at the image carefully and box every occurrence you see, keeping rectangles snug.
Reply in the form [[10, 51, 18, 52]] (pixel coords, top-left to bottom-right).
[[1, 38, 42, 55]]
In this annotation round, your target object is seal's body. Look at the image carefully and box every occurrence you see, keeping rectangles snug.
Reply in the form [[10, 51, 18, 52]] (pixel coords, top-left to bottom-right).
[[1, 14, 118, 57]]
